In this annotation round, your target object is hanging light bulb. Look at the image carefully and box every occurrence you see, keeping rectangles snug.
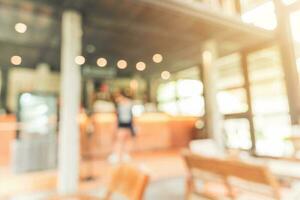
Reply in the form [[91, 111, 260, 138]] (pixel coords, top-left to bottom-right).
[[11, 55, 22, 65], [161, 71, 171, 80], [117, 59, 127, 69], [136, 62, 146, 71], [75, 56, 85, 65], [15, 23, 27, 33], [152, 53, 163, 63], [97, 57, 107, 67]]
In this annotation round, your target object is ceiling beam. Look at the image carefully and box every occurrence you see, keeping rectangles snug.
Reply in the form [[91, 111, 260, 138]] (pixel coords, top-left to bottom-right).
[[83, 25, 201, 61], [139, 0, 275, 39], [86, 15, 202, 43]]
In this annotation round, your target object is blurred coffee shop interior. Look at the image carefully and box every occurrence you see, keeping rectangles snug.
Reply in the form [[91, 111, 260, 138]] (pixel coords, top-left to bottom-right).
[[3, 0, 300, 199]]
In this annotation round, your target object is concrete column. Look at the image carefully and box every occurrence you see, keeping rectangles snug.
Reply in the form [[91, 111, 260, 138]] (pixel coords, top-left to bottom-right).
[[202, 41, 224, 149], [274, 0, 300, 124], [58, 10, 82, 194]]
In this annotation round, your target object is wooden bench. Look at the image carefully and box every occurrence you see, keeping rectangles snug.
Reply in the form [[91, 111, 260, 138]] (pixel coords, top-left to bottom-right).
[[182, 150, 281, 200]]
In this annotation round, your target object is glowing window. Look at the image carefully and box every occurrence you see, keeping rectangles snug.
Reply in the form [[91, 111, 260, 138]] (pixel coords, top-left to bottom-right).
[[242, 1, 277, 30]]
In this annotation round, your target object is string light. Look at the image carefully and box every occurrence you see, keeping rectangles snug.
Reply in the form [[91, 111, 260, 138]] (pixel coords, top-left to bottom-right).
[[97, 57, 107, 67], [152, 53, 163, 63], [75, 56, 85, 65], [136, 62, 146, 71], [11, 55, 22, 65], [15, 23, 27, 33], [161, 71, 171, 80], [117, 60, 127, 69]]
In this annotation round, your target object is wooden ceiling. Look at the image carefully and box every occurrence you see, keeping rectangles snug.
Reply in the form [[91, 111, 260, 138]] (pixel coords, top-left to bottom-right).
[[0, 0, 275, 78]]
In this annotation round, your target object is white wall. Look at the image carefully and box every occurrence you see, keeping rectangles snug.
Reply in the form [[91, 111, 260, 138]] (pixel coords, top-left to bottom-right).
[[8, 66, 60, 112]]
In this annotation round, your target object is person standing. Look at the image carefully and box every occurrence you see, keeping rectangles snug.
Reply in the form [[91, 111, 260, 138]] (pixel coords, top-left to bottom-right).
[[109, 89, 135, 163]]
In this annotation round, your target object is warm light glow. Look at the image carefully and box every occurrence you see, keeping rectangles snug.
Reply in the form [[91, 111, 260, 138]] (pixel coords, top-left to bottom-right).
[[157, 80, 204, 116], [202, 51, 212, 66], [117, 59, 127, 69], [161, 71, 171, 80], [136, 62, 146, 71], [15, 23, 27, 33], [217, 91, 248, 114], [11, 55, 22, 65], [241, 1, 277, 30], [290, 11, 300, 43], [97, 57, 107, 67], [153, 53, 163, 63], [130, 79, 139, 90], [75, 56, 85, 65]]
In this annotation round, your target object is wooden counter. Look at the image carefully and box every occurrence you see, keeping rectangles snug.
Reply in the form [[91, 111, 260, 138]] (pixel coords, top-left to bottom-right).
[[80, 113, 198, 156], [134, 113, 171, 151], [0, 115, 17, 166], [169, 116, 198, 147], [80, 113, 117, 157], [0, 113, 197, 165], [135, 113, 197, 150]]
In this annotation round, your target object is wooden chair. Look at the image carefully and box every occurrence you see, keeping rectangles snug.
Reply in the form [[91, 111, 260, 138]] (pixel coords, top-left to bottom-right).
[[182, 150, 281, 200], [182, 150, 234, 200], [49, 164, 149, 200], [103, 164, 149, 200]]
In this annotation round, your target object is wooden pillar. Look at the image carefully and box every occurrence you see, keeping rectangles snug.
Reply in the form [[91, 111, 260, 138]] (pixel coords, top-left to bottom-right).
[[241, 52, 256, 152], [58, 9, 82, 194], [274, 0, 300, 124]]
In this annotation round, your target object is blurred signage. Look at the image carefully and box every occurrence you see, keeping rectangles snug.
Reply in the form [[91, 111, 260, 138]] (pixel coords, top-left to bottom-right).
[[82, 65, 116, 79]]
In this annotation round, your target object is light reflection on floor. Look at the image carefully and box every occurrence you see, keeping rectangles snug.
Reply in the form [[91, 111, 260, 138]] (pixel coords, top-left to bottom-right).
[[0, 149, 186, 199]]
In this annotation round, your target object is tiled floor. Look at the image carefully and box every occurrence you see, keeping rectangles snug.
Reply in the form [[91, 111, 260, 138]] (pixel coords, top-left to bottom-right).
[[0, 149, 186, 199]]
